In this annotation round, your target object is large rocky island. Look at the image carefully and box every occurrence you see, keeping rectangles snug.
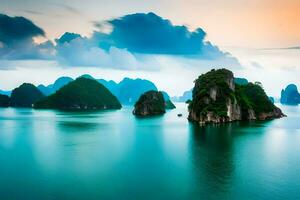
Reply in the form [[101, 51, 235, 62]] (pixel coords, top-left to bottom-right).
[[34, 78, 122, 110], [188, 69, 284, 124]]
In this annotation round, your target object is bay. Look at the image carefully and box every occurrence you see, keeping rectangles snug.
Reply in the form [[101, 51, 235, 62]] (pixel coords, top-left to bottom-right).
[[0, 103, 299, 199]]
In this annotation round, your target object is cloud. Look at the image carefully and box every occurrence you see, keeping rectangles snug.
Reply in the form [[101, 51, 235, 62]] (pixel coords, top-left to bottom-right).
[[0, 60, 16, 70], [287, 47, 300, 50], [251, 61, 263, 68], [55, 12, 240, 69], [0, 13, 54, 60], [0, 12, 241, 70], [56, 35, 110, 66], [260, 46, 300, 50], [21, 10, 44, 16], [280, 65, 297, 71], [92, 12, 230, 59], [59, 4, 81, 15], [55, 34, 158, 70]]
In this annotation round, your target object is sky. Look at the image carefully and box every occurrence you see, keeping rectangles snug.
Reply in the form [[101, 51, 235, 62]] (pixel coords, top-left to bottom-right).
[[0, 0, 299, 97]]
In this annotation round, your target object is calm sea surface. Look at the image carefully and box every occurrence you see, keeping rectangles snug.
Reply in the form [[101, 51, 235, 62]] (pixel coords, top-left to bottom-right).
[[0, 103, 300, 200]]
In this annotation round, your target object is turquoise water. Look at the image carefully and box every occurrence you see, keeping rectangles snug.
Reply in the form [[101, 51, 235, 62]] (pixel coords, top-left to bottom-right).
[[0, 104, 300, 199]]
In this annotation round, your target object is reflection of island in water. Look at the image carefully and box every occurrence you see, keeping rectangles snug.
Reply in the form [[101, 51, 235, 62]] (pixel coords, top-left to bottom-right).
[[188, 123, 236, 199], [187, 120, 275, 199]]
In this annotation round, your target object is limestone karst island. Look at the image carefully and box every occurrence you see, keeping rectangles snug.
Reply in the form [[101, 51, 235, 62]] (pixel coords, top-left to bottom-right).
[[188, 69, 284, 124]]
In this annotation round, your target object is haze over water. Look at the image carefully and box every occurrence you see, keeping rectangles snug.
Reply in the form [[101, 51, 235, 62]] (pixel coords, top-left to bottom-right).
[[0, 103, 299, 200]]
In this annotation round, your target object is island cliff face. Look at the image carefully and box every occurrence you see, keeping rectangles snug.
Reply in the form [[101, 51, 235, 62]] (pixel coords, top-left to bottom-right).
[[188, 69, 284, 124], [133, 90, 166, 116]]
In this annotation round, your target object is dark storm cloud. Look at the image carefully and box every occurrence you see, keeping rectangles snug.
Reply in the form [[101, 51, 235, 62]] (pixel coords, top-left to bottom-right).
[[0, 13, 54, 60]]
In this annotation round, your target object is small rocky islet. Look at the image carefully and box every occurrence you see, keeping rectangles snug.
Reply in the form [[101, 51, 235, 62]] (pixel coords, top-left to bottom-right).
[[132, 90, 165, 116], [132, 90, 176, 116]]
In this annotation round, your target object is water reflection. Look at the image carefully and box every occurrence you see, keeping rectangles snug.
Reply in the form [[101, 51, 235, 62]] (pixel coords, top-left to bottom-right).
[[58, 121, 100, 132], [188, 123, 235, 199], [1, 105, 300, 200]]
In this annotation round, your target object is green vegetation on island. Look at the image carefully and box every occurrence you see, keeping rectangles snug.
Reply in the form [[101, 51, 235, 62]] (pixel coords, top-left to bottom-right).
[[0, 94, 10, 107], [34, 78, 122, 110], [133, 90, 176, 116], [10, 83, 45, 107], [133, 90, 166, 116], [185, 99, 192, 104], [235, 83, 277, 117], [188, 69, 284, 124]]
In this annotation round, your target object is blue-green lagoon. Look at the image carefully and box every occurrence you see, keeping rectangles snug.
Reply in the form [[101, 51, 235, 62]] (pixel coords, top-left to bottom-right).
[[0, 103, 300, 199]]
